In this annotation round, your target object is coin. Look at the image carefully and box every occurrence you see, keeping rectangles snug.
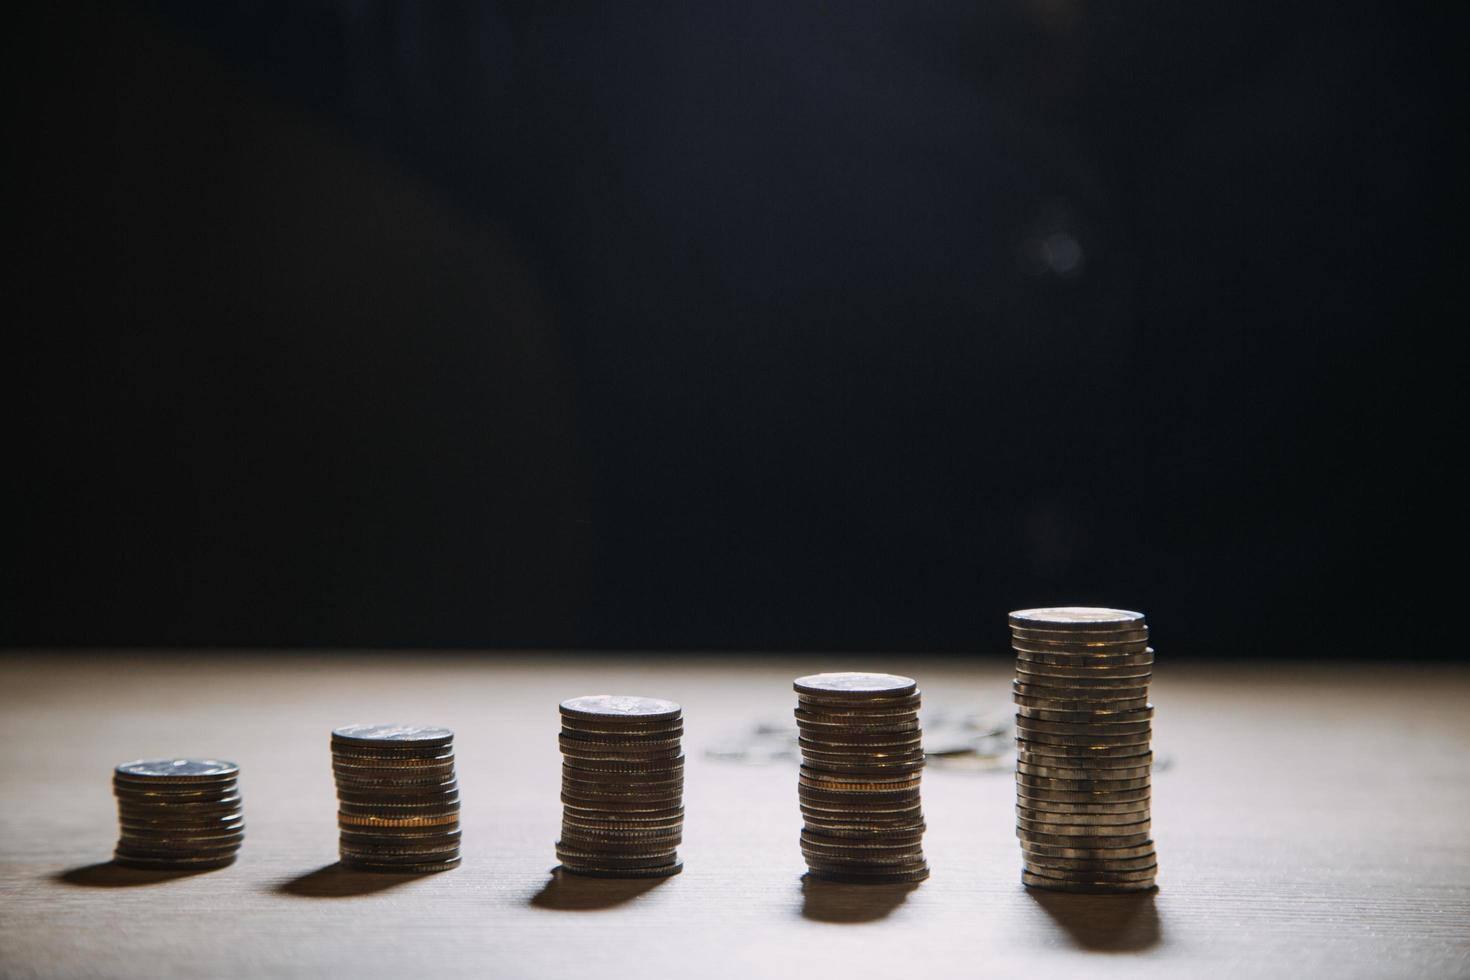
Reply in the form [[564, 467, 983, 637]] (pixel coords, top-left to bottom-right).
[[1019, 839, 1157, 860], [1015, 648, 1155, 667], [1017, 806, 1147, 826], [1022, 852, 1158, 871], [340, 857, 462, 873], [1009, 626, 1149, 644], [1020, 871, 1155, 892], [805, 866, 930, 884], [115, 759, 239, 782], [332, 724, 455, 748], [793, 673, 918, 699], [1016, 705, 1154, 724], [1009, 607, 1146, 630], [1017, 761, 1151, 781], [560, 695, 682, 723]]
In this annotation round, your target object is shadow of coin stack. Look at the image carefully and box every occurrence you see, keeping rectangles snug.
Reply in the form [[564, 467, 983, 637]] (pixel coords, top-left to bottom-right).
[[112, 759, 243, 870], [556, 695, 685, 878], [331, 724, 461, 873], [1010, 607, 1158, 892], [795, 672, 929, 884]]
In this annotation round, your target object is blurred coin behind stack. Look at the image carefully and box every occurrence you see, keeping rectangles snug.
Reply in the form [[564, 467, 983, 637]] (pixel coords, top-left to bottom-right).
[[556, 695, 685, 878], [794, 672, 929, 884], [1009, 607, 1159, 893], [113, 759, 243, 870], [331, 724, 461, 873]]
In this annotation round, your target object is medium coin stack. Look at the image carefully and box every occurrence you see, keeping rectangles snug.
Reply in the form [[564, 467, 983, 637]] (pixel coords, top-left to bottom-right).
[[332, 724, 461, 873], [1010, 606, 1158, 893], [795, 672, 929, 884], [113, 759, 243, 870], [556, 695, 685, 878]]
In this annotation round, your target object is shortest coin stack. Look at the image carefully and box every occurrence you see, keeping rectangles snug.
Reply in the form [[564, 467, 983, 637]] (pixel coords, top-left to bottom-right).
[[1010, 606, 1158, 893], [556, 695, 685, 878], [332, 724, 461, 873], [113, 759, 243, 870], [795, 672, 929, 884]]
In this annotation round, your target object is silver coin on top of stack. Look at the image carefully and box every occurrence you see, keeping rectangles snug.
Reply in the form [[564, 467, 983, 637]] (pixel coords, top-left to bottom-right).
[[332, 724, 461, 873], [113, 759, 243, 870], [556, 695, 685, 878], [1009, 607, 1158, 893], [794, 672, 929, 884]]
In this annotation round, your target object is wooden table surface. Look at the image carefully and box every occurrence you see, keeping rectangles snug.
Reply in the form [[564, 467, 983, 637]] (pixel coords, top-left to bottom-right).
[[1, 652, 1467, 979]]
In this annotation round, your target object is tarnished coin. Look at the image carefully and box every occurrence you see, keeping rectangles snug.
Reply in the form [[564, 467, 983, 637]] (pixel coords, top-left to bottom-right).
[[1017, 772, 1152, 792], [1021, 871, 1155, 892], [332, 724, 454, 748], [339, 812, 459, 829], [1013, 669, 1154, 691], [340, 857, 462, 873], [1016, 648, 1155, 668], [1011, 637, 1152, 655], [805, 866, 930, 884], [1015, 715, 1152, 735], [1017, 705, 1154, 724], [1015, 784, 1151, 804], [113, 853, 238, 870], [1020, 839, 1157, 860], [1017, 805, 1147, 826], [1017, 761, 1151, 781], [1014, 796, 1151, 816], [1016, 816, 1150, 836], [559, 861, 683, 879], [1017, 746, 1153, 766], [1022, 851, 1158, 872]]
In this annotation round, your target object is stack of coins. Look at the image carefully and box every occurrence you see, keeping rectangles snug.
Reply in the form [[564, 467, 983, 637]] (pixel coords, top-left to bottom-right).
[[1010, 607, 1158, 893], [113, 759, 243, 870], [331, 724, 461, 873], [556, 695, 685, 878], [794, 672, 929, 884]]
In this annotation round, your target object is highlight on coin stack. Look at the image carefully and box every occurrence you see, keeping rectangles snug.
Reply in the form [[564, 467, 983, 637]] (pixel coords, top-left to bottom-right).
[[1009, 606, 1159, 893], [794, 672, 930, 883], [555, 695, 686, 878], [331, 724, 462, 873], [112, 759, 244, 870]]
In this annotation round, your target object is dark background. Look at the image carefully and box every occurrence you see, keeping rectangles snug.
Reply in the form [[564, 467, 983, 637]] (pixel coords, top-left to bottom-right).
[[5, 3, 1465, 655]]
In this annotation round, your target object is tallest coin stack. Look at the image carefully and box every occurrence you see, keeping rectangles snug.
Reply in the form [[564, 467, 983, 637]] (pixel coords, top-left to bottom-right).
[[1010, 607, 1158, 893]]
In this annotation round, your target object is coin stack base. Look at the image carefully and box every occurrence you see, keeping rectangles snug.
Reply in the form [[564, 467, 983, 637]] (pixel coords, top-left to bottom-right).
[[557, 695, 684, 879], [113, 759, 243, 870], [1010, 607, 1158, 893], [332, 724, 461, 873], [795, 672, 929, 884]]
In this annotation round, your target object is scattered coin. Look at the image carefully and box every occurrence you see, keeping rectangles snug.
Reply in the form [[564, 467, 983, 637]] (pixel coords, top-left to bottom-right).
[[1011, 607, 1159, 892]]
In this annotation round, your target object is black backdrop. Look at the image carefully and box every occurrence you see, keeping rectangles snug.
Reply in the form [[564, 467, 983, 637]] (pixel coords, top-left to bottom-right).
[[5, 3, 1465, 655]]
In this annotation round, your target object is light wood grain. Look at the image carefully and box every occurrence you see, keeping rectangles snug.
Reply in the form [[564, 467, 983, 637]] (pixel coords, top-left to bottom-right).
[[1, 652, 1467, 979]]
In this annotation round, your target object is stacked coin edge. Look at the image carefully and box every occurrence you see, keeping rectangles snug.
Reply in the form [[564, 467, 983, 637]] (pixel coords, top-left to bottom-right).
[[332, 724, 462, 873], [1010, 607, 1158, 893], [113, 759, 243, 870], [556, 695, 685, 878], [795, 672, 930, 884]]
